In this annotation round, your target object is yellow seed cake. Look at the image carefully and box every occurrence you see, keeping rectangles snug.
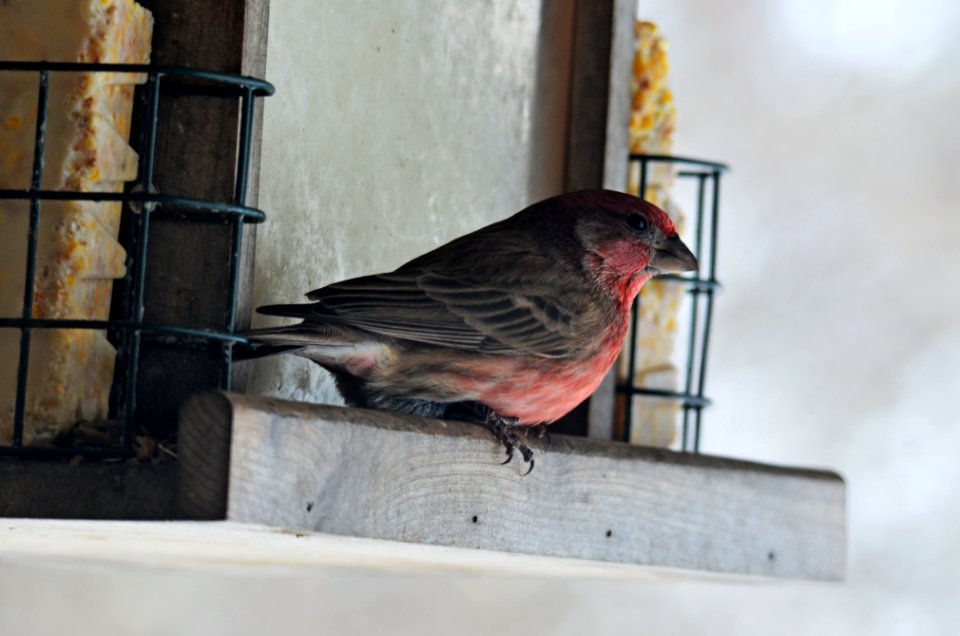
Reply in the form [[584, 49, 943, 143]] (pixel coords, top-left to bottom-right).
[[0, 0, 153, 444]]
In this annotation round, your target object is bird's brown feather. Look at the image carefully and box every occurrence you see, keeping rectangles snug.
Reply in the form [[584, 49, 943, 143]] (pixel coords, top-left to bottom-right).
[[256, 192, 647, 361], [263, 269, 596, 358]]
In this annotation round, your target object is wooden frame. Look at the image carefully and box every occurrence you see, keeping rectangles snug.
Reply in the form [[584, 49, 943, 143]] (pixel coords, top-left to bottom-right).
[[178, 391, 846, 581], [2, 4, 846, 585]]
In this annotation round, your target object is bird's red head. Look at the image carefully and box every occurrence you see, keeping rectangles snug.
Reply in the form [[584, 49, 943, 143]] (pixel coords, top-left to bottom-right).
[[571, 189, 677, 235], [526, 190, 697, 306]]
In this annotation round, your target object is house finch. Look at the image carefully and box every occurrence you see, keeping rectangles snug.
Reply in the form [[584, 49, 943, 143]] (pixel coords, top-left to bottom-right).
[[243, 190, 697, 473]]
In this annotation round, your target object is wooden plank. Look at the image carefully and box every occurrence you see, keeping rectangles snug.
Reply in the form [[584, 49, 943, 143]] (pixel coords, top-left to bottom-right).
[[564, 0, 633, 192], [133, 0, 270, 438], [177, 387, 234, 521], [601, 0, 635, 192], [178, 392, 846, 581], [566, 0, 611, 191], [0, 460, 179, 520], [0, 518, 740, 581]]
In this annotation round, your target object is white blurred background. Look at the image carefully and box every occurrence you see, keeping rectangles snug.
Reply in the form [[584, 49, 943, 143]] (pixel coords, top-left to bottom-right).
[[3, 1, 958, 634], [639, 0, 960, 631]]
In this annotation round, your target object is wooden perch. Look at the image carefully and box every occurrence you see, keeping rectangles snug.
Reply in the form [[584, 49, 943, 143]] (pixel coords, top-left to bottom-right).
[[177, 391, 845, 581]]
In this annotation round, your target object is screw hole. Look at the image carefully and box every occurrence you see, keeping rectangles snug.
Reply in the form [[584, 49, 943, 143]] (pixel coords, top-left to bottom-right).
[[472, 515, 478, 523], [606, 529, 612, 538]]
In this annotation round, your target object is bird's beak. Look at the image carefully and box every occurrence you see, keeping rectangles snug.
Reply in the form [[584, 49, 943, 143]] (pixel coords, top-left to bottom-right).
[[651, 233, 698, 274]]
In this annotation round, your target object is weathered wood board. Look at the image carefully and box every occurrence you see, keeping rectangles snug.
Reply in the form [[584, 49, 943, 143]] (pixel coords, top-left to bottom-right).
[[0, 460, 178, 520], [178, 391, 846, 581]]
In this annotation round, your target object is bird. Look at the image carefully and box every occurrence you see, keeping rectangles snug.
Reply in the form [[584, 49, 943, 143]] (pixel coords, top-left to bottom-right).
[[241, 190, 697, 473]]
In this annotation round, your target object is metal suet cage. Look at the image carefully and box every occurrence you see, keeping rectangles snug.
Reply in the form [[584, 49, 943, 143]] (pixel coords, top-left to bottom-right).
[[618, 154, 727, 452], [0, 61, 273, 458]]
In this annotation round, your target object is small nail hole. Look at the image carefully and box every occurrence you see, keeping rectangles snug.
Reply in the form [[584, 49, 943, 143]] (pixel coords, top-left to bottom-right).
[[606, 530, 612, 538], [472, 515, 478, 523]]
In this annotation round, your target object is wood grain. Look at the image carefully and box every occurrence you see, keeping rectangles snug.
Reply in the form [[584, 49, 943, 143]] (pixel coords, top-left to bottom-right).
[[178, 391, 846, 580], [176, 390, 234, 520]]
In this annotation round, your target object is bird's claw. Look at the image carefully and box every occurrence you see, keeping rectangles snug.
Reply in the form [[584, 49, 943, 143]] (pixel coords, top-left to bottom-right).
[[442, 401, 536, 474], [485, 412, 535, 475]]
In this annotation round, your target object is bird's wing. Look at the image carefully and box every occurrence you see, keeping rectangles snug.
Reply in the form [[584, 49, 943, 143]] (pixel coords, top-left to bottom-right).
[[260, 270, 582, 358]]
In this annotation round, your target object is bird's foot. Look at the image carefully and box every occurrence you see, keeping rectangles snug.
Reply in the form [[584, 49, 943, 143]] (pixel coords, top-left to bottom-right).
[[443, 401, 535, 475], [484, 414, 535, 476]]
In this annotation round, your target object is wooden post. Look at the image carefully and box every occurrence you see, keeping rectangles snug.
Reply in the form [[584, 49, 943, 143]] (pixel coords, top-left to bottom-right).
[[560, 0, 635, 438], [178, 391, 846, 581], [133, 0, 270, 438]]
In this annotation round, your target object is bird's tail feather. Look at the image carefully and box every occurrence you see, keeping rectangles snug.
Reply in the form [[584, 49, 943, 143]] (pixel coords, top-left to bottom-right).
[[233, 325, 301, 360], [232, 341, 302, 361], [257, 303, 316, 318], [234, 323, 363, 362]]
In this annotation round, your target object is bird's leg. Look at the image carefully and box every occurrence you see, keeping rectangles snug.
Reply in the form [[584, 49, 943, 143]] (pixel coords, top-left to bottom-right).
[[528, 423, 550, 441], [442, 401, 535, 475]]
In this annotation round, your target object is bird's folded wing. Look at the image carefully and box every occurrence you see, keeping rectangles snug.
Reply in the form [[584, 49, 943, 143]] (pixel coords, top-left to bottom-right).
[[280, 271, 580, 358]]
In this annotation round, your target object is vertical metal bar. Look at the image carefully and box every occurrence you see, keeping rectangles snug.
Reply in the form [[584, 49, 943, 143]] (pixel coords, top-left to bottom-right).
[[122, 71, 161, 450], [221, 87, 256, 390], [708, 170, 721, 282], [693, 173, 707, 266], [693, 171, 722, 452], [681, 173, 708, 452], [225, 87, 255, 328], [693, 407, 703, 453], [623, 157, 649, 441], [12, 71, 50, 447], [112, 78, 149, 421], [233, 87, 255, 206], [638, 157, 649, 203], [694, 292, 712, 454]]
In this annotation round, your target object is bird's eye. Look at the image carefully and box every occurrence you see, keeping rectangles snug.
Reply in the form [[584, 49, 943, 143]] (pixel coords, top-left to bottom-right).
[[626, 214, 648, 233]]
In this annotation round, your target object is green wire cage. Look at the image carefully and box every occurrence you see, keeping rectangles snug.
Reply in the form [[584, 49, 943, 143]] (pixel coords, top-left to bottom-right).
[[0, 61, 274, 458]]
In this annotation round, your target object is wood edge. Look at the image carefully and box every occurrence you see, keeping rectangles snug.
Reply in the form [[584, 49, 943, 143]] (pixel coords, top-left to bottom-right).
[[176, 391, 234, 520], [600, 0, 635, 191], [234, 0, 270, 330], [0, 518, 806, 582], [221, 392, 846, 484], [564, 0, 612, 190], [231, 0, 271, 393]]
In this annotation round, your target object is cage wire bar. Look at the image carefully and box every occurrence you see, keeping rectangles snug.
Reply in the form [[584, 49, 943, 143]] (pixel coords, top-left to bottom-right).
[[621, 154, 727, 452], [0, 62, 274, 458]]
